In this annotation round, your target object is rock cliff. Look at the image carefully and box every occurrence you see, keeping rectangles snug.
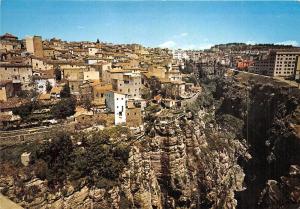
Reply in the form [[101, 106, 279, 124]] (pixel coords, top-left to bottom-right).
[[1, 72, 299, 209]]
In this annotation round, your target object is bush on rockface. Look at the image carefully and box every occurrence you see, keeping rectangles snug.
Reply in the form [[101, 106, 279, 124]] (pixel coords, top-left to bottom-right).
[[32, 130, 130, 189], [50, 97, 76, 119], [36, 132, 73, 185], [12, 101, 39, 120]]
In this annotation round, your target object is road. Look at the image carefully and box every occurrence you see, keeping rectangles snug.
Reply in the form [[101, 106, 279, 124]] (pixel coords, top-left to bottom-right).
[[231, 69, 300, 89]]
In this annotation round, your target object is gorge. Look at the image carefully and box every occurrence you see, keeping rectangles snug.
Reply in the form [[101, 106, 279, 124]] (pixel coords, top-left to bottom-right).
[[0, 71, 299, 209]]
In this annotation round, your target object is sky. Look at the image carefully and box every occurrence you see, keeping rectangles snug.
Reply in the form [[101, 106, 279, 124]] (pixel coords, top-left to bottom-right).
[[1, 0, 300, 49]]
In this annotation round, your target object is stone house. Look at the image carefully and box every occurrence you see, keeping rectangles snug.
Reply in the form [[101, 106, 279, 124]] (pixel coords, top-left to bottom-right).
[[0, 80, 14, 101], [126, 100, 142, 127], [0, 62, 33, 90], [92, 83, 112, 107], [111, 71, 142, 99]]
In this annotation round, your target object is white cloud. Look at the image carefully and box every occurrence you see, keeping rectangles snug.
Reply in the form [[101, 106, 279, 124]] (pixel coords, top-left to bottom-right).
[[158, 40, 177, 48], [275, 40, 299, 46], [246, 40, 256, 45], [180, 32, 188, 37]]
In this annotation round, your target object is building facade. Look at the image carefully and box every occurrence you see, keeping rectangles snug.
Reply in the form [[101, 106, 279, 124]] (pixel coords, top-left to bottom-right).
[[105, 91, 126, 125], [249, 50, 300, 77], [25, 36, 44, 58], [272, 51, 300, 77], [0, 63, 33, 90], [111, 71, 142, 99]]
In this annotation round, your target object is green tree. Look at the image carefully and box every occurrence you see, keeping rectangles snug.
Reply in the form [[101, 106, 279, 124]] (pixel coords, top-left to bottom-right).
[[54, 68, 62, 81], [12, 101, 38, 119], [85, 132, 129, 181], [60, 84, 71, 98], [46, 81, 52, 93], [35, 132, 73, 185], [51, 98, 76, 119], [141, 87, 151, 100]]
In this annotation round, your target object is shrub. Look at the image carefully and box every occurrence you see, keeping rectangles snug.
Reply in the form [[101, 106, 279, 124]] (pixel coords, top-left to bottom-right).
[[51, 97, 76, 119]]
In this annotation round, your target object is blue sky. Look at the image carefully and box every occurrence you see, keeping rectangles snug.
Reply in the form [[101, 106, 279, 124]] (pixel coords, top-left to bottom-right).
[[1, 0, 300, 49]]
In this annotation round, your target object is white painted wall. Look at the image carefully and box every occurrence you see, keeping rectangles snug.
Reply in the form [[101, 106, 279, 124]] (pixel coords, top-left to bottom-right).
[[105, 91, 126, 125]]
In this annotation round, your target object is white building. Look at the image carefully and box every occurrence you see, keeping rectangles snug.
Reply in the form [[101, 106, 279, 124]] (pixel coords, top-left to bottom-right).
[[172, 49, 189, 60], [35, 78, 56, 93], [105, 91, 126, 125], [88, 47, 99, 56]]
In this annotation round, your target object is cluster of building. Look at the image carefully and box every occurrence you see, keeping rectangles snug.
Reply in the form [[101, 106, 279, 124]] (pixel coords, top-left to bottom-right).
[[172, 43, 300, 79], [172, 49, 231, 65], [0, 33, 199, 130]]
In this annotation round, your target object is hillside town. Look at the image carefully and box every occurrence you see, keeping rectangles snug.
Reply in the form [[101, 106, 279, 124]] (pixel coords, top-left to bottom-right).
[[2, 0, 300, 207], [1, 33, 300, 132], [0, 33, 198, 131]]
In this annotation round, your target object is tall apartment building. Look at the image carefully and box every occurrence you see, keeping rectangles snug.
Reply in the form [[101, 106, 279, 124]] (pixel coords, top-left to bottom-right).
[[295, 56, 300, 80], [271, 51, 300, 77], [249, 50, 300, 77], [248, 58, 274, 76], [25, 36, 44, 58]]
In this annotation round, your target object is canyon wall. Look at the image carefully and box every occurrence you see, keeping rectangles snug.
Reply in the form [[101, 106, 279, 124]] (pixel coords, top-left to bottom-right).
[[1, 72, 299, 209]]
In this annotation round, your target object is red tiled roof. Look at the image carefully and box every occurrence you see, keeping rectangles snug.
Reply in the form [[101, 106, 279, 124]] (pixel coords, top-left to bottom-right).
[[0, 98, 28, 109], [0, 33, 18, 39]]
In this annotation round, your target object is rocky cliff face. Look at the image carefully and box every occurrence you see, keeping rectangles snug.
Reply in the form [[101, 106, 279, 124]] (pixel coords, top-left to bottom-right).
[[0, 109, 248, 209], [122, 109, 248, 208], [214, 73, 300, 209], [1, 72, 299, 209]]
